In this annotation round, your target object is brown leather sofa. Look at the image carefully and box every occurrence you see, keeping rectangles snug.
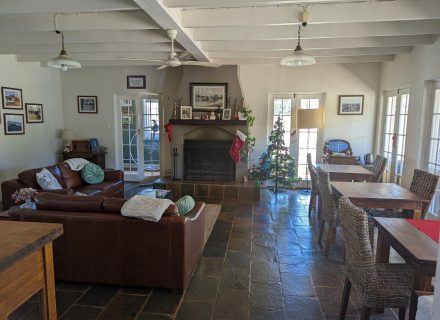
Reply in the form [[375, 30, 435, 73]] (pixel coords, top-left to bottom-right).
[[1, 162, 124, 210], [9, 193, 205, 291]]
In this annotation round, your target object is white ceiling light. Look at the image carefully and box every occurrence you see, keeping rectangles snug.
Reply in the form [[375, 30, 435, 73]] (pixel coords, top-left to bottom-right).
[[280, 24, 316, 67], [47, 30, 81, 71]]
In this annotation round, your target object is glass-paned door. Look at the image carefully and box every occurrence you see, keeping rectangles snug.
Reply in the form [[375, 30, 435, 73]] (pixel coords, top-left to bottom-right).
[[382, 88, 409, 184], [117, 94, 161, 181], [272, 97, 292, 147], [426, 82, 440, 215]]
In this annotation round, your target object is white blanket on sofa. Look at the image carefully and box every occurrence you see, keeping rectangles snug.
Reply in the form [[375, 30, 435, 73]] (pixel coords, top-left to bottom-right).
[[64, 158, 90, 171], [121, 195, 173, 222]]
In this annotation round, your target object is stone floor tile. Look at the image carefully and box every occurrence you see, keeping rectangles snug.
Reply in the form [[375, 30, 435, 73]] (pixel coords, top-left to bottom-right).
[[250, 306, 289, 320], [252, 234, 276, 248], [56, 291, 83, 317], [251, 261, 280, 283], [213, 290, 250, 320], [224, 250, 251, 269], [120, 286, 152, 296], [59, 306, 102, 320], [176, 301, 213, 320], [315, 286, 358, 316], [76, 284, 120, 307], [97, 293, 146, 320], [217, 212, 234, 222], [281, 273, 315, 297], [250, 282, 284, 309], [142, 289, 182, 315], [253, 214, 273, 224], [284, 296, 323, 320], [185, 277, 219, 303], [251, 245, 278, 263], [57, 281, 91, 292], [219, 267, 250, 291], [136, 313, 172, 320], [207, 230, 230, 243], [193, 257, 224, 280], [213, 221, 233, 232], [228, 237, 252, 252], [202, 242, 228, 258]]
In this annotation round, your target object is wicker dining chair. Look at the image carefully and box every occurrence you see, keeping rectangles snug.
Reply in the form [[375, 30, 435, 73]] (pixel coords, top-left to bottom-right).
[[317, 169, 340, 256], [307, 153, 320, 218], [371, 155, 387, 183], [339, 198, 413, 320]]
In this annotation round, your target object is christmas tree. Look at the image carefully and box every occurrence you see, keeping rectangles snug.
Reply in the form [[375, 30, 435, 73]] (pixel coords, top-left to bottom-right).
[[250, 115, 299, 192]]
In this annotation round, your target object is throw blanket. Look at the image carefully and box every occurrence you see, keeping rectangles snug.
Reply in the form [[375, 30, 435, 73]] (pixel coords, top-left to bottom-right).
[[121, 195, 173, 222], [64, 158, 90, 171]]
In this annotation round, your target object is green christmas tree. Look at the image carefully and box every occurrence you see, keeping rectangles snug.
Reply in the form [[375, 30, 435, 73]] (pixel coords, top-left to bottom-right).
[[252, 115, 300, 192]]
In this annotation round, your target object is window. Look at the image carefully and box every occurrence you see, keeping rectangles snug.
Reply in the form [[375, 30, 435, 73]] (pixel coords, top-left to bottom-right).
[[426, 82, 440, 214], [273, 98, 292, 147]]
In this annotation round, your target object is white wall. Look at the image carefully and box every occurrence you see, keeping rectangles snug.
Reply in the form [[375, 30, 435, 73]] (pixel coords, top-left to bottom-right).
[[0, 55, 63, 200], [238, 63, 381, 164], [380, 38, 440, 187]]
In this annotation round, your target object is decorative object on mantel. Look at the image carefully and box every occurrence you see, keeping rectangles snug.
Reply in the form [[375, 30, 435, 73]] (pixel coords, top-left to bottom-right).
[[209, 111, 216, 120], [250, 116, 300, 192], [77, 96, 98, 113], [338, 95, 364, 115], [3, 113, 25, 135], [190, 82, 228, 111], [222, 108, 232, 120], [61, 129, 74, 152], [1, 86, 23, 110], [127, 75, 146, 89], [180, 106, 192, 120], [25, 103, 44, 123]]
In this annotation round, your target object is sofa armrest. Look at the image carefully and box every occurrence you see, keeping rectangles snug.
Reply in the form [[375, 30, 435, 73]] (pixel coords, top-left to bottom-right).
[[38, 189, 74, 196], [1, 179, 28, 210], [104, 170, 124, 181]]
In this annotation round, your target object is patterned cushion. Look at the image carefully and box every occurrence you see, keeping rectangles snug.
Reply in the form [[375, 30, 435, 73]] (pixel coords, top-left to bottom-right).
[[176, 195, 195, 215], [80, 163, 105, 184], [36, 168, 63, 190]]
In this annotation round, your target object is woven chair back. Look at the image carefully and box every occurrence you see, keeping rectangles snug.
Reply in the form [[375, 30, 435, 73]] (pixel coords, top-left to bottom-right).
[[372, 155, 387, 182], [409, 169, 439, 218], [317, 169, 339, 224]]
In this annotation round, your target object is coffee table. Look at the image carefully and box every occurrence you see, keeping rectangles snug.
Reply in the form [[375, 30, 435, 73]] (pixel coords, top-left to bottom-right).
[[139, 189, 173, 200]]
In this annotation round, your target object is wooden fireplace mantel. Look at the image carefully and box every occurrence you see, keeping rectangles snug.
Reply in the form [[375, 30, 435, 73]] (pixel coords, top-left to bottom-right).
[[169, 119, 247, 126]]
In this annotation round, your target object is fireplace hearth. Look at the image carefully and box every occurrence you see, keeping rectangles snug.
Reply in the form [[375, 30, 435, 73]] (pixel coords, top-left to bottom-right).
[[184, 139, 235, 181]]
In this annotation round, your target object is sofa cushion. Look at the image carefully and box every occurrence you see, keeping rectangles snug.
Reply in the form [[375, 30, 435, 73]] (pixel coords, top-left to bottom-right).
[[96, 181, 124, 197], [73, 185, 103, 196], [35, 193, 104, 212], [176, 195, 195, 215], [103, 197, 127, 213], [18, 165, 65, 189], [81, 163, 105, 184], [59, 162, 83, 189], [36, 168, 63, 190]]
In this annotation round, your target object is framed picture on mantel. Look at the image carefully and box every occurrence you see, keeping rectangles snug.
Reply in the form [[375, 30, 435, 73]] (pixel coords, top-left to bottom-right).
[[190, 82, 228, 111]]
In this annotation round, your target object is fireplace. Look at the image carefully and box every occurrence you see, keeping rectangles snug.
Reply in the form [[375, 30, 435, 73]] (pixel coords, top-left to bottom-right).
[[184, 139, 235, 181]]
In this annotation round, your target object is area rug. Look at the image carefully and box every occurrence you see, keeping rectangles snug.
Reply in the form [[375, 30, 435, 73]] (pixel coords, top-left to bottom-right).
[[203, 204, 221, 246]]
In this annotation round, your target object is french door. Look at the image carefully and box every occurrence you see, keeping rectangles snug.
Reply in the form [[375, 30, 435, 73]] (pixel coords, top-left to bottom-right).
[[115, 94, 162, 181], [382, 88, 410, 184]]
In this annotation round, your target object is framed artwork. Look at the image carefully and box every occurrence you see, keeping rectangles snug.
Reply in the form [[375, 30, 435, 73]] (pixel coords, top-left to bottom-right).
[[338, 95, 364, 115], [4, 113, 25, 135], [222, 108, 232, 120], [78, 96, 98, 113], [25, 103, 44, 123], [2, 87, 23, 110], [89, 138, 99, 151], [190, 82, 228, 111], [127, 75, 146, 89], [180, 106, 192, 120]]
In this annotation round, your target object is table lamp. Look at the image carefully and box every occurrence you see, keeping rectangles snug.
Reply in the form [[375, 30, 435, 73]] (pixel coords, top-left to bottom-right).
[[62, 129, 74, 152]]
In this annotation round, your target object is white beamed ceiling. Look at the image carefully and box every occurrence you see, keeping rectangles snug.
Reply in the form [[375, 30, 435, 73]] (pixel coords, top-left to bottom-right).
[[0, 0, 439, 67]]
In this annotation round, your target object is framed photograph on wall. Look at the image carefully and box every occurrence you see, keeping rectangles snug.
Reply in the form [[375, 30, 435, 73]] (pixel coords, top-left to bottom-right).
[[190, 83, 228, 111], [222, 108, 232, 120], [78, 96, 98, 113], [25, 103, 44, 123], [127, 75, 146, 89], [2, 87, 23, 110], [180, 106, 192, 120], [338, 95, 364, 115], [4, 113, 25, 135]]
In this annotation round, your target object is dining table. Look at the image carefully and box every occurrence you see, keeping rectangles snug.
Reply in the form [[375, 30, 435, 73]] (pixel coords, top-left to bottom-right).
[[374, 217, 439, 320], [331, 181, 426, 219], [314, 164, 375, 182]]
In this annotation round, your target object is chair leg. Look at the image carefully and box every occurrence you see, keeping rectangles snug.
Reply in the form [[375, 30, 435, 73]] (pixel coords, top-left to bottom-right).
[[339, 277, 351, 320], [360, 307, 371, 320], [318, 220, 326, 245], [325, 225, 336, 257], [398, 308, 406, 320], [308, 193, 313, 217]]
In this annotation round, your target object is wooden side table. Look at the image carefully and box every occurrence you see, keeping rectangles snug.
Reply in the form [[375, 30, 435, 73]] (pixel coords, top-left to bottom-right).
[[0, 221, 63, 319]]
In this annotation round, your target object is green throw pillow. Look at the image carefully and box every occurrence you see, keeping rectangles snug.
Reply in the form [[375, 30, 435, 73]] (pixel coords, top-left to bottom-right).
[[80, 163, 104, 184], [176, 195, 195, 215]]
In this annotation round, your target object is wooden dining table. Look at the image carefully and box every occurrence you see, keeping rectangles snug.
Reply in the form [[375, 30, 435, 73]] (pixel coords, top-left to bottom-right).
[[331, 182, 426, 219], [315, 164, 375, 182], [374, 218, 438, 319]]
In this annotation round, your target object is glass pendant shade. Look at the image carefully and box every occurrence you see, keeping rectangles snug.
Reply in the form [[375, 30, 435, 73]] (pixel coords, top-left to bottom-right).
[[47, 30, 81, 71], [280, 45, 316, 67]]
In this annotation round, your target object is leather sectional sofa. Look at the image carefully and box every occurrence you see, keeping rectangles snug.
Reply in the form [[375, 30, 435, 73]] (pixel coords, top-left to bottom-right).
[[1, 162, 124, 210], [9, 193, 205, 291]]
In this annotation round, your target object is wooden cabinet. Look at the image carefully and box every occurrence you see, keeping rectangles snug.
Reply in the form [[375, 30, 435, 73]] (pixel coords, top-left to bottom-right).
[[61, 150, 106, 169]]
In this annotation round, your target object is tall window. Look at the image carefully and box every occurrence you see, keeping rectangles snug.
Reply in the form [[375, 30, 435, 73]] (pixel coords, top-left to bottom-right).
[[296, 96, 320, 180], [426, 82, 440, 214], [273, 98, 292, 147]]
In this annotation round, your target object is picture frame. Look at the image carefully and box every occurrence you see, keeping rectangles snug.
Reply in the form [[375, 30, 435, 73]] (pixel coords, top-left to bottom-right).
[[180, 106, 192, 120], [338, 95, 364, 115], [78, 96, 98, 113], [127, 75, 146, 89], [4, 113, 25, 135], [222, 108, 232, 120], [89, 138, 99, 151], [25, 103, 44, 123], [2, 87, 23, 110], [190, 82, 228, 111]]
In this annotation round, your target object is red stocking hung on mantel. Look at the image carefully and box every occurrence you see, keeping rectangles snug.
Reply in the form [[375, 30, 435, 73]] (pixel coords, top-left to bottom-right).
[[229, 130, 246, 163]]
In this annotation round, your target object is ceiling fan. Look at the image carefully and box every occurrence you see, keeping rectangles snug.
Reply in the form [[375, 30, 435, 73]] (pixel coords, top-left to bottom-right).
[[118, 29, 221, 70]]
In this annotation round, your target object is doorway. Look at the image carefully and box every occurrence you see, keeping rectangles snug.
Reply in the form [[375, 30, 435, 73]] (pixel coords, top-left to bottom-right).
[[115, 94, 162, 182]]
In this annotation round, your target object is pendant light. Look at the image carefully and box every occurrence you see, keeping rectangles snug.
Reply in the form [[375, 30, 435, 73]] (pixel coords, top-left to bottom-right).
[[280, 24, 316, 67], [47, 30, 81, 71]]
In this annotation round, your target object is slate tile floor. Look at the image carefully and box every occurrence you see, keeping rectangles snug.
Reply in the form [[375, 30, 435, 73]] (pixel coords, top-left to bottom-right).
[[11, 189, 401, 320]]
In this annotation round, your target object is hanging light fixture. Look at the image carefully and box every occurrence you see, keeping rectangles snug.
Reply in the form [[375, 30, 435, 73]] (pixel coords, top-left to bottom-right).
[[47, 30, 81, 71], [280, 24, 316, 67]]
